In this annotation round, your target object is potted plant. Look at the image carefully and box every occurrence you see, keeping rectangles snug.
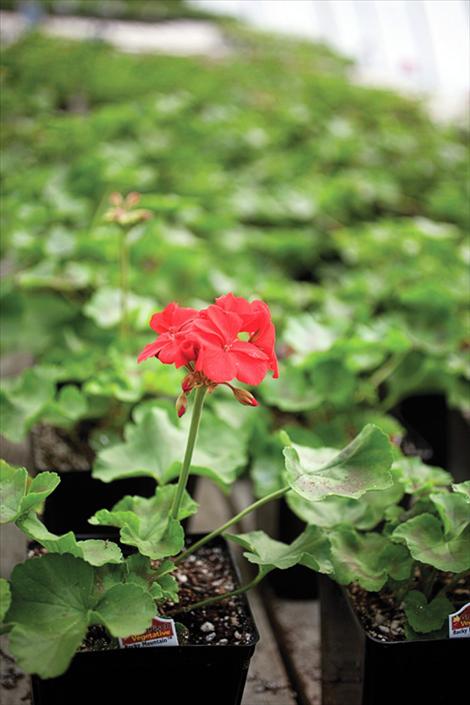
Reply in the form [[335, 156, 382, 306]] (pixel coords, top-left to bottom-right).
[[283, 445, 470, 705], [1, 293, 405, 703]]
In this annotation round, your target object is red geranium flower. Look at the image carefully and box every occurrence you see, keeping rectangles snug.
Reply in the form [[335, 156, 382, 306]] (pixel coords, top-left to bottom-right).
[[138, 295, 279, 412]]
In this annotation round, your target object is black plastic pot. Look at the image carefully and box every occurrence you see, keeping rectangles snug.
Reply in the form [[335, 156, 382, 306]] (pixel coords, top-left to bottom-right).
[[41, 469, 198, 536], [257, 497, 318, 599], [393, 393, 448, 468], [42, 470, 157, 535], [320, 576, 470, 705], [31, 534, 259, 705], [448, 407, 470, 482], [392, 393, 470, 482]]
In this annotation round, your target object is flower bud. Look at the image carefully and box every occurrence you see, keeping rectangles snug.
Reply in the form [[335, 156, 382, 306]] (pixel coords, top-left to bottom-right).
[[125, 191, 141, 207], [181, 374, 194, 393], [176, 391, 188, 418], [231, 387, 259, 407], [110, 192, 123, 206]]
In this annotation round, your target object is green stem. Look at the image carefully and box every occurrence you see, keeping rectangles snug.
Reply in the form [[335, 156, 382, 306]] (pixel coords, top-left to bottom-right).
[[168, 570, 265, 616], [119, 227, 129, 339], [421, 566, 438, 600], [170, 386, 207, 520], [175, 485, 289, 564]]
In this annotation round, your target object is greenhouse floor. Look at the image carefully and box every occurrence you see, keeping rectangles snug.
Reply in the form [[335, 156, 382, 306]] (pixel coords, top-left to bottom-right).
[[0, 435, 361, 705]]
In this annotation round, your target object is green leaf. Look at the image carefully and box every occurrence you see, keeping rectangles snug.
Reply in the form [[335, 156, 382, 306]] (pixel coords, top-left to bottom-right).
[[0, 461, 60, 524], [329, 527, 412, 591], [125, 555, 179, 602], [42, 384, 88, 426], [83, 287, 154, 330], [283, 314, 336, 357], [0, 461, 26, 524], [403, 590, 454, 633], [227, 526, 333, 575], [261, 364, 320, 411], [430, 491, 470, 538], [251, 436, 285, 498], [152, 573, 179, 602], [0, 369, 55, 442], [392, 514, 470, 572], [453, 481, 470, 502], [89, 485, 197, 559], [7, 554, 94, 678], [287, 472, 404, 530], [305, 356, 357, 408], [93, 406, 245, 491], [6, 554, 154, 678], [17, 513, 123, 566], [0, 579, 11, 623], [91, 583, 154, 637], [283, 424, 393, 502], [393, 456, 452, 495], [20, 472, 61, 516]]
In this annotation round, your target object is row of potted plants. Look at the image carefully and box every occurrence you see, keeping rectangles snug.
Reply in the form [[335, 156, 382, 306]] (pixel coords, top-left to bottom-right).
[[1, 23, 468, 704], [1, 30, 468, 463], [1, 295, 469, 703]]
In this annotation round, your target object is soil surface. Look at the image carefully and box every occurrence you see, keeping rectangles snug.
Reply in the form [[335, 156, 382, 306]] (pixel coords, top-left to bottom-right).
[[78, 543, 257, 651], [348, 571, 470, 642], [163, 545, 257, 646]]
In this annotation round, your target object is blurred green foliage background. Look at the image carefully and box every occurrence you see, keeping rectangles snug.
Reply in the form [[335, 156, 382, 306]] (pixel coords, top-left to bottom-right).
[[0, 11, 468, 493]]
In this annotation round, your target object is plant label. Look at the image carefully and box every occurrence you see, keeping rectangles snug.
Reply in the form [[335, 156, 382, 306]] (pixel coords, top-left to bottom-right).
[[119, 616, 179, 648], [448, 603, 470, 639]]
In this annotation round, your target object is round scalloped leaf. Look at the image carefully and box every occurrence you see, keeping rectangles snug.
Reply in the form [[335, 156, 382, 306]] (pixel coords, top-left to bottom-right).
[[92, 406, 245, 491], [392, 456, 452, 494], [430, 491, 470, 539], [17, 512, 123, 566], [452, 481, 470, 502], [392, 514, 470, 572], [6, 554, 154, 678], [89, 485, 197, 559], [403, 590, 454, 634], [227, 527, 333, 575], [283, 424, 393, 502], [328, 527, 412, 591], [0, 461, 60, 525]]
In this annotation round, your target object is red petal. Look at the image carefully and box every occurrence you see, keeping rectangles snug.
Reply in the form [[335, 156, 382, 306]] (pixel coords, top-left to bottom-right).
[[231, 340, 269, 360], [196, 347, 237, 383], [137, 339, 164, 363], [150, 303, 198, 334], [215, 293, 252, 317], [233, 352, 269, 385], [196, 305, 242, 345]]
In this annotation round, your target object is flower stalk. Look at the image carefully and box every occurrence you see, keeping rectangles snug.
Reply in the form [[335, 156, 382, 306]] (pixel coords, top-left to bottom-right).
[[119, 226, 129, 339], [170, 385, 207, 520]]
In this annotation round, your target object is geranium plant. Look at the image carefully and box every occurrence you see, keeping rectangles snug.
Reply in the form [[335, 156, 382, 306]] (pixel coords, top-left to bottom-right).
[[287, 446, 470, 636], [1, 294, 412, 680]]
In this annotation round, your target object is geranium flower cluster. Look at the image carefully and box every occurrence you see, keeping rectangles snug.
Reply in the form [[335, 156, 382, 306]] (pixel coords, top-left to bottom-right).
[[138, 294, 278, 414]]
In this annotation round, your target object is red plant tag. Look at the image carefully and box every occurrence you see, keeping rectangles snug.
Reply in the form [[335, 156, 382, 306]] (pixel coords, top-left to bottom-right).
[[119, 616, 179, 648], [448, 603, 470, 639]]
